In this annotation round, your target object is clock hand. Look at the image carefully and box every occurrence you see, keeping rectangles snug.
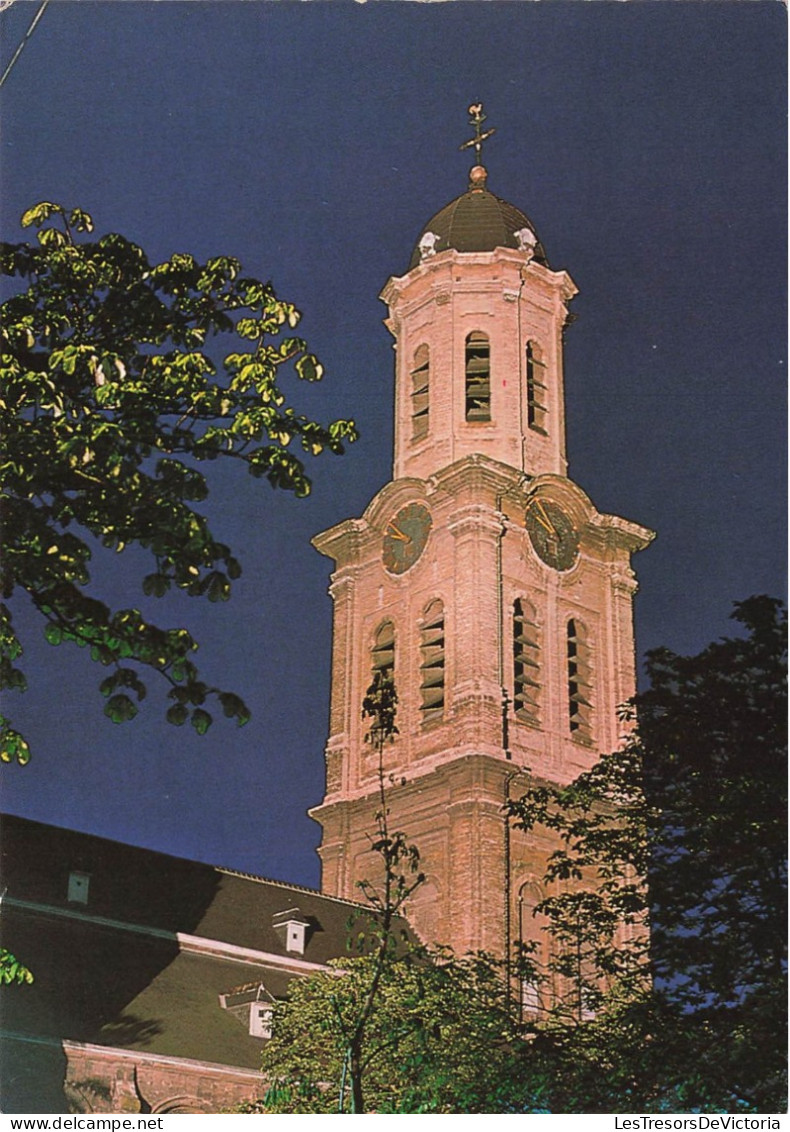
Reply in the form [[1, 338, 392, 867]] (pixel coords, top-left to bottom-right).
[[532, 500, 558, 537], [386, 522, 411, 543]]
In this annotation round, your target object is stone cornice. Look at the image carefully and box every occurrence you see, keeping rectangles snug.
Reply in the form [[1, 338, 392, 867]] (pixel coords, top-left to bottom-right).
[[380, 249, 577, 308], [429, 453, 524, 500], [587, 512, 656, 555], [514, 474, 655, 559], [361, 476, 430, 529], [1, 896, 330, 978], [522, 473, 596, 524], [312, 465, 654, 569], [1, 1030, 264, 1081], [315, 749, 520, 810], [311, 517, 372, 569], [387, 272, 563, 323]]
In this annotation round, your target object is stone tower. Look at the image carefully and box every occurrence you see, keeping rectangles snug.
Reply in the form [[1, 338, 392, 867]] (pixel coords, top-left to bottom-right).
[[311, 111, 653, 960]]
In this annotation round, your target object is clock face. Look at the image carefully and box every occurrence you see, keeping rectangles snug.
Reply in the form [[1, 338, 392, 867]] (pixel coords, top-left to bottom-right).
[[382, 503, 432, 575], [525, 498, 579, 571]]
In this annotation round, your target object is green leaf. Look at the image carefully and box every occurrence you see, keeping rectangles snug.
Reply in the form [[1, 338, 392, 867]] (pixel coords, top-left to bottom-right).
[[20, 201, 62, 229], [38, 227, 68, 249], [218, 691, 250, 725], [206, 572, 230, 603], [236, 318, 262, 340], [142, 573, 171, 598], [0, 722, 31, 766], [44, 624, 63, 646], [166, 703, 189, 726], [68, 207, 94, 233], [295, 354, 324, 383], [104, 694, 138, 724], [190, 708, 212, 735], [0, 948, 34, 985]]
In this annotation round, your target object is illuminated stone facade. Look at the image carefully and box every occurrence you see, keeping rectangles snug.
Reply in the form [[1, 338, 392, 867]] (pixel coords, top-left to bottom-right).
[[311, 168, 653, 958]]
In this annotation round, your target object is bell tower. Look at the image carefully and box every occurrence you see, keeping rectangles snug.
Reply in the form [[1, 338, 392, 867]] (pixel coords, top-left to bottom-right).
[[310, 108, 653, 957]]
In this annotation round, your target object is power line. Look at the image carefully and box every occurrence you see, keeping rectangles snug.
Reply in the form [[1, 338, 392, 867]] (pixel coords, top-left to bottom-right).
[[0, 0, 50, 90]]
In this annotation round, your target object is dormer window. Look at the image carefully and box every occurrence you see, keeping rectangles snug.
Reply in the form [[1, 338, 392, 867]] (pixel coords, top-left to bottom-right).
[[526, 341, 547, 433], [272, 908, 310, 955], [411, 345, 430, 441], [219, 983, 275, 1039], [249, 1002, 274, 1039], [465, 332, 491, 422], [67, 870, 90, 905]]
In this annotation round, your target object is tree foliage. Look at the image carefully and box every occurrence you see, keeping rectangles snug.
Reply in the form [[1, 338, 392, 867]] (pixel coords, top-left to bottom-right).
[[510, 740, 651, 1025], [0, 202, 357, 760], [508, 595, 787, 1112], [252, 947, 529, 1114], [640, 595, 786, 1016], [248, 598, 786, 1114], [638, 595, 787, 1111], [245, 675, 436, 1113], [329, 672, 424, 1113], [0, 948, 34, 986]]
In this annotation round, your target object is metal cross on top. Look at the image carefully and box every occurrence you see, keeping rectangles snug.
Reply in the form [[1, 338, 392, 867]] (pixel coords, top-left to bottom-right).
[[459, 102, 497, 165]]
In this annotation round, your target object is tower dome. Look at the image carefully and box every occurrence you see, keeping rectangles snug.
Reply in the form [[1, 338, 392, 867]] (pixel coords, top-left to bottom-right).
[[408, 173, 548, 271]]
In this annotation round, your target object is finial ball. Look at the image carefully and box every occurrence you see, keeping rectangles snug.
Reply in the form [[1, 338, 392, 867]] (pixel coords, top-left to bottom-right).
[[469, 165, 488, 186]]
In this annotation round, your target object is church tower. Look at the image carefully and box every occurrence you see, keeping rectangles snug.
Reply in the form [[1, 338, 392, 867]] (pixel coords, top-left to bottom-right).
[[311, 108, 653, 959]]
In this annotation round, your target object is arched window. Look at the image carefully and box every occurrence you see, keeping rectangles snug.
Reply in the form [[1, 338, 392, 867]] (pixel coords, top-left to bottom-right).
[[513, 599, 540, 723], [526, 341, 547, 432], [411, 345, 430, 440], [419, 600, 445, 720], [465, 332, 491, 421], [567, 618, 592, 738], [517, 879, 547, 1018], [372, 621, 395, 684]]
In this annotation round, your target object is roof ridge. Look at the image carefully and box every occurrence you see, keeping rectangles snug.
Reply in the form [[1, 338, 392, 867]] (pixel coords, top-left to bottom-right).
[[216, 866, 376, 912], [0, 813, 377, 913]]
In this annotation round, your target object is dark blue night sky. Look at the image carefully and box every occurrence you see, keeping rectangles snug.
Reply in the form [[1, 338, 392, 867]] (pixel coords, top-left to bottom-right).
[[1, 1, 786, 887]]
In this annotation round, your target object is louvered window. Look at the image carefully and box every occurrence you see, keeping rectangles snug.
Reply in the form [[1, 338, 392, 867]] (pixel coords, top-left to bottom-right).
[[513, 599, 540, 723], [411, 345, 430, 440], [419, 600, 445, 720], [567, 618, 592, 738], [372, 621, 395, 684], [465, 332, 491, 422], [526, 341, 547, 432]]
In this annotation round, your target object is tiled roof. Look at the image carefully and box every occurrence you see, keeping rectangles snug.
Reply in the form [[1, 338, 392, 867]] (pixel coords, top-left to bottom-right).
[[408, 187, 548, 270], [0, 814, 402, 1074], [0, 814, 375, 963]]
